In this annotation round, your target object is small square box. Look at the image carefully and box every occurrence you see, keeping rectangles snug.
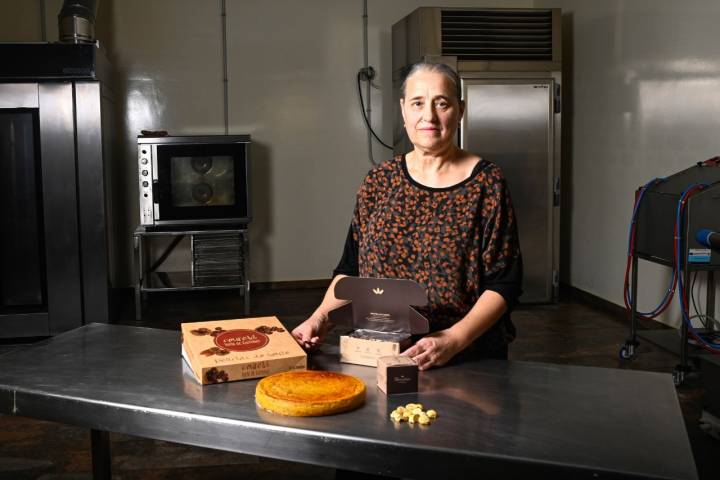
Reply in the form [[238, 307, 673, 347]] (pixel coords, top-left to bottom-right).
[[377, 355, 418, 395]]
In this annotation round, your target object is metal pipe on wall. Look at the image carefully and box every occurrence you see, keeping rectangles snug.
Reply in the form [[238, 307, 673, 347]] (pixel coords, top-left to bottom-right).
[[39, 0, 47, 41], [362, 0, 373, 165], [58, 0, 99, 44], [221, 0, 229, 135]]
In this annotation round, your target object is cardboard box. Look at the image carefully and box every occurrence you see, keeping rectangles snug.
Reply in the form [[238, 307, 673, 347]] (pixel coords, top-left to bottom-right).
[[340, 330, 412, 367], [181, 317, 306, 385], [328, 277, 430, 368], [377, 355, 419, 395]]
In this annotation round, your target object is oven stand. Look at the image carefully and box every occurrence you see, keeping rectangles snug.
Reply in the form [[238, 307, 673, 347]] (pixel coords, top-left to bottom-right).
[[133, 226, 250, 320]]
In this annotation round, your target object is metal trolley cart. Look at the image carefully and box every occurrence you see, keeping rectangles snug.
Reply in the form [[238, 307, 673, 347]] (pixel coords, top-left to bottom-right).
[[621, 158, 720, 385]]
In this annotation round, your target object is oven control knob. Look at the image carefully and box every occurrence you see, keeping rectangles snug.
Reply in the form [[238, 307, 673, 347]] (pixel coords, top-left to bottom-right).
[[141, 158, 148, 165], [142, 181, 149, 187], [141, 170, 148, 176]]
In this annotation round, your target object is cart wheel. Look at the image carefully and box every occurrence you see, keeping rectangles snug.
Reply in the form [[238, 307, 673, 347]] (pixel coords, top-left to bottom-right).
[[672, 369, 685, 387], [619, 343, 635, 360]]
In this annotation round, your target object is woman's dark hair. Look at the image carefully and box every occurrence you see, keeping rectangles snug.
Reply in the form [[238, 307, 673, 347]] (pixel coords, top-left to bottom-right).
[[400, 62, 462, 102]]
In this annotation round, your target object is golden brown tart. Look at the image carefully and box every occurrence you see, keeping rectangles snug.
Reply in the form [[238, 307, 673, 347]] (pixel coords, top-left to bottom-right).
[[256, 370, 366, 416]]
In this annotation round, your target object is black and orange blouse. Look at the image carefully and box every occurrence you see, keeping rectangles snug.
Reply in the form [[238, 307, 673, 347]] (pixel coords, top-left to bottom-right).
[[334, 155, 523, 356]]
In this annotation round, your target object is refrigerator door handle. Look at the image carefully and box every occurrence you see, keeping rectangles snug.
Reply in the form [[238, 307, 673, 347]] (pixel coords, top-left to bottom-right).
[[554, 176, 561, 207]]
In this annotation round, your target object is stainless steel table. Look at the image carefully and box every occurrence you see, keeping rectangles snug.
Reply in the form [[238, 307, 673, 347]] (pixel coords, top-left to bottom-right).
[[0, 324, 697, 480]]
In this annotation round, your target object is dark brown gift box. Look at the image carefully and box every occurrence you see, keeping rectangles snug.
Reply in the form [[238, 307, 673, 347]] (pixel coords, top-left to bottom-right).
[[377, 355, 419, 394]]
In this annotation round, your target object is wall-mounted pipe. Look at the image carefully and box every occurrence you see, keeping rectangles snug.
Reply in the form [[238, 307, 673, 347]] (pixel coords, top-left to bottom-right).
[[58, 0, 99, 44], [363, 0, 373, 165], [39, 0, 47, 41], [221, 0, 230, 135]]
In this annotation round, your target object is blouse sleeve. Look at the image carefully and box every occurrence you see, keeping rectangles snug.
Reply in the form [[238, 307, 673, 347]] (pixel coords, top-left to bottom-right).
[[481, 172, 523, 308], [333, 178, 367, 277], [332, 222, 359, 277]]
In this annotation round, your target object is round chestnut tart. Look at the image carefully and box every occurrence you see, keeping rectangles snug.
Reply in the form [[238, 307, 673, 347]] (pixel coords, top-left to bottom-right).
[[255, 370, 366, 416]]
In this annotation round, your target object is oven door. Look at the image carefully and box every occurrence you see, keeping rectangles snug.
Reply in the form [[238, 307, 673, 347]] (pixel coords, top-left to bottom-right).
[[0, 83, 88, 337], [152, 142, 249, 225]]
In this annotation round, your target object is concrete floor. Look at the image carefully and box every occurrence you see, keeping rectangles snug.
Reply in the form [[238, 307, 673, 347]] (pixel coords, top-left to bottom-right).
[[0, 288, 717, 479]]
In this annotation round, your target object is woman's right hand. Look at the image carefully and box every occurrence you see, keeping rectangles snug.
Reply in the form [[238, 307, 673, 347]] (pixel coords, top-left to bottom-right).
[[291, 313, 330, 351]]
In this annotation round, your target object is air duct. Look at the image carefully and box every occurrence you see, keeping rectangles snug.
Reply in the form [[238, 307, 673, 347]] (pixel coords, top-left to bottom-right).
[[58, 0, 99, 44]]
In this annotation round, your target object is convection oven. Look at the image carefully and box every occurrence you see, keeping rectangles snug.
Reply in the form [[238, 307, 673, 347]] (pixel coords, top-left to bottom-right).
[[138, 135, 251, 227]]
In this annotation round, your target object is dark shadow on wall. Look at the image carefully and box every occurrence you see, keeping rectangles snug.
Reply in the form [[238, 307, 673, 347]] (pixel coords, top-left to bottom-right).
[[248, 140, 273, 283], [103, 39, 135, 291], [93, 0, 135, 292], [560, 11, 574, 286]]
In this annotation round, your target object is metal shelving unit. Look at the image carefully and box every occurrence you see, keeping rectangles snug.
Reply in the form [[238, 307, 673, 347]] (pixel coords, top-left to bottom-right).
[[133, 226, 250, 320]]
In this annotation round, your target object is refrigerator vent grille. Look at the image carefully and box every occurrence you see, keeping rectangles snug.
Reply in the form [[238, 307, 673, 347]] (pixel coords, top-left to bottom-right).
[[441, 9, 553, 61]]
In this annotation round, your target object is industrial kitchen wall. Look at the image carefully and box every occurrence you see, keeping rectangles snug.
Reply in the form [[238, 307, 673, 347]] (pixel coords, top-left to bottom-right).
[[536, 0, 720, 326], [0, 0, 531, 287], [3, 0, 720, 326]]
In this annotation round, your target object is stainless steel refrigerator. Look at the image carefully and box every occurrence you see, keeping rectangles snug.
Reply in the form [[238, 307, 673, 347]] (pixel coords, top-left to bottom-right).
[[393, 7, 562, 303]]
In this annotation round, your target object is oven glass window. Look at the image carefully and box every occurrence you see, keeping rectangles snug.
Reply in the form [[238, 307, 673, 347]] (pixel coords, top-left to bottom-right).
[[154, 141, 249, 224], [170, 155, 236, 207]]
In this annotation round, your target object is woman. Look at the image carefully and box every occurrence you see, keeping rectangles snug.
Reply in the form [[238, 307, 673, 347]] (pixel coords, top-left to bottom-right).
[[292, 62, 522, 369]]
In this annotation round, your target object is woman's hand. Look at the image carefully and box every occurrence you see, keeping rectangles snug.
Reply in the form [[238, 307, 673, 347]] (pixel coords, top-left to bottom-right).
[[402, 329, 464, 370], [291, 313, 331, 351]]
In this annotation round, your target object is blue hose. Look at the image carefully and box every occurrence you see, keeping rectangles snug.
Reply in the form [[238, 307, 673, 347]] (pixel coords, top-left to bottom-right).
[[625, 178, 675, 317]]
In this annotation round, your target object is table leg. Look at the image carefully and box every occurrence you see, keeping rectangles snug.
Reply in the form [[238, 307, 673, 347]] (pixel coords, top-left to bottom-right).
[[90, 429, 111, 480], [134, 285, 142, 321], [134, 235, 143, 321], [244, 280, 251, 316], [242, 231, 250, 316]]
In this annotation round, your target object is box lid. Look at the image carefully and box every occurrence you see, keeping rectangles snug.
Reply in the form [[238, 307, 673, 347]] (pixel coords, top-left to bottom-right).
[[328, 277, 429, 335]]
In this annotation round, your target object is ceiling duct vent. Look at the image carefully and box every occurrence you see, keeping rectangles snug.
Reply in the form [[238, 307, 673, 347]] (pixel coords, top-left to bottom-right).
[[58, 0, 99, 44], [441, 9, 553, 61]]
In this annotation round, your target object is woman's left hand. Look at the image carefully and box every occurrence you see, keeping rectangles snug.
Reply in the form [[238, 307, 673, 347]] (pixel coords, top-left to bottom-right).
[[402, 329, 464, 371]]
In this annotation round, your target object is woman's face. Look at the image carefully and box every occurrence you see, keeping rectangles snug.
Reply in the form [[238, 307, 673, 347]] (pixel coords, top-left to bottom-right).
[[400, 69, 464, 155]]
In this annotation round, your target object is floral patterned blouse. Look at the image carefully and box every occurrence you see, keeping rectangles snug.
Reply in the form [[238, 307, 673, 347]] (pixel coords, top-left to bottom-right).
[[334, 155, 523, 357]]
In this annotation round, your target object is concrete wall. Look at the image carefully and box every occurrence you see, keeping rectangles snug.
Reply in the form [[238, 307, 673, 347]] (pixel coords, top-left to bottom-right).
[[536, 0, 720, 326]]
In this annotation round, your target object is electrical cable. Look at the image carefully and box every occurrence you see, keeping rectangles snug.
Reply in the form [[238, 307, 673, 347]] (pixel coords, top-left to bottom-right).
[[361, 0, 375, 165], [357, 71, 394, 151], [674, 184, 720, 353], [690, 271, 702, 326], [690, 272, 720, 331], [690, 315, 720, 331]]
